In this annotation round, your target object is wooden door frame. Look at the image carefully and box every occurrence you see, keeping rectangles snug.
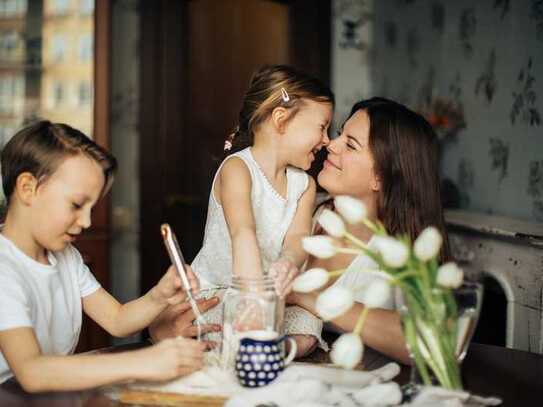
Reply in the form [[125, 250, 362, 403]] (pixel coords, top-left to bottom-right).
[[139, 0, 190, 295], [94, 0, 111, 170], [75, 0, 112, 351]]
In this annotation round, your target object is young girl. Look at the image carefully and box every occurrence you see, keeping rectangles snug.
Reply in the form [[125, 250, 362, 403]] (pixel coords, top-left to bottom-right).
[[0, 121, 205, 392], [191, 65, 334, 356]]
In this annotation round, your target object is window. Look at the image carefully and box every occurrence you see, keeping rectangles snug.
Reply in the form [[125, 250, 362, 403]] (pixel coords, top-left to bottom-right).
[[0, 126, 15, 148], [52, 0, 69, 15], [0, 75, 23, 113], [50, 34, 66, 62], [79, 34, 92, 62], [79, 0, 93, 15], [78, 81, 91, 106], [0, 31, 21, 60], [17, 0, 27, 14], [52, 81, 65, 106], [4, 0, 16, 16]]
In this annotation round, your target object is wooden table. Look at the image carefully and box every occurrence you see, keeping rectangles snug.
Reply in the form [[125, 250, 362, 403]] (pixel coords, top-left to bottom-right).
[[1, 342, 541, 406]]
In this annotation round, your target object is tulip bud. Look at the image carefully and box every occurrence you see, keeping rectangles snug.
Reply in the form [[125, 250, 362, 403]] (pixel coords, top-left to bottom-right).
[[316, 286, 354, 320], [359, 279, 392, 309], [302, 236, 338, 259], [334, 195, 368, 224], [318, 209, 346, 238], [292, 268, 329, 293], [436, 262, 464, 289], [330, 333, 364, 369], [373, 236, 409, 268], [414, 226, 443, 262]]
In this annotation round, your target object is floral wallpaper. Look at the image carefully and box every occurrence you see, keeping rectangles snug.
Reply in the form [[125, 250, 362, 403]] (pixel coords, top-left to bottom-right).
[[332, 0, 543, 222]]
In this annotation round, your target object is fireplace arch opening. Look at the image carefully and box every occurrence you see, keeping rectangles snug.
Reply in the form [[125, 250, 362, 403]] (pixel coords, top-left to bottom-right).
[[472, 274, 508, 347]]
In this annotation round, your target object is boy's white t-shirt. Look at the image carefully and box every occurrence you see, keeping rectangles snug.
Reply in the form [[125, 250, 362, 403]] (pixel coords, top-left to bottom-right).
[[0, 233, 100, 384]]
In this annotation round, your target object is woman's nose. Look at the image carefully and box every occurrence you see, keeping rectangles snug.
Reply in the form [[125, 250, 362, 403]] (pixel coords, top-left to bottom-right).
[[327, 135, 341, 154]]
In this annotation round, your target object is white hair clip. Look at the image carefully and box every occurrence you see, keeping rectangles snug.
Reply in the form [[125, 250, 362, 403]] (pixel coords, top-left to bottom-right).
[[224, 140, 233, 151], [281, 87, 290, 103]]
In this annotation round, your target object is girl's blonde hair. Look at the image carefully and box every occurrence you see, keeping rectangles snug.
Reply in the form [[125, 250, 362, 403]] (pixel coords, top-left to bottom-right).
[[1, 120, 117, 204], [226, 65, 334, 154]]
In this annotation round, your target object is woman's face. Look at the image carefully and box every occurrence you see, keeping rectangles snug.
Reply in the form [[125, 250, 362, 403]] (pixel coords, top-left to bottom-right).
[[317, 109, 380, 201]]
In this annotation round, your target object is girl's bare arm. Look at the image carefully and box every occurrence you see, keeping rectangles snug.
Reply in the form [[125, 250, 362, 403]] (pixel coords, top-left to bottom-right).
[[218, 158, 263, 278]]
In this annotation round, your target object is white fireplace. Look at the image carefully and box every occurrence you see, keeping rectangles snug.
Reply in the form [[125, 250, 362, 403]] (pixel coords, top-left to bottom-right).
[[446, 210, 543, 354]]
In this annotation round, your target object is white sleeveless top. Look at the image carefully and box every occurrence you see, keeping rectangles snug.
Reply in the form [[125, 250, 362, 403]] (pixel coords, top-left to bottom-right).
[[312, 204, 397, 310], [192, 147, 309, 286]]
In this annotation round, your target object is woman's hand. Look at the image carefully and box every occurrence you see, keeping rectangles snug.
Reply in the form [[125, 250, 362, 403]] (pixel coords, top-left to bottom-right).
[[135, 337, 206, 381], [270, 256, 300, 298], [150, 265, 199, 306], [149, 297, 221, 346]]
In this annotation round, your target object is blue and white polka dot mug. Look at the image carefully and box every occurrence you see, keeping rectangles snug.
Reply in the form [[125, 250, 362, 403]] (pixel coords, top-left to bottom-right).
[[235, 330, 297, 388]]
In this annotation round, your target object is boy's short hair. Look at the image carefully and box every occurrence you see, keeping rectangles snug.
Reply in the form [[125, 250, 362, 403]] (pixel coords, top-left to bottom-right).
[[1, 120, 117, 204]]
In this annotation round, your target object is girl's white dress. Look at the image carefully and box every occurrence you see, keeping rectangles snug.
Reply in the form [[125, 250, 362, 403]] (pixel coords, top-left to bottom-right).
[[192, 147, 327, 348]]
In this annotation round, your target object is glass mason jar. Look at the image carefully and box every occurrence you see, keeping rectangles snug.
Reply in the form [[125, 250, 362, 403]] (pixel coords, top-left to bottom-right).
[[221, 275, 285, 370]]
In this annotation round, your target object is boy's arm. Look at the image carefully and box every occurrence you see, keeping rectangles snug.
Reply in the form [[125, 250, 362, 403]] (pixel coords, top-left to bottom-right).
[[219, 157, 263, 277], [83, 266, 195, 338], [0, 327, 204, 392], [281, 176, 317, 266]]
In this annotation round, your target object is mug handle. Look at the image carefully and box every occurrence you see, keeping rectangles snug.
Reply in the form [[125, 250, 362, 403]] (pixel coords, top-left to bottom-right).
[[281, 337, 297, 366]]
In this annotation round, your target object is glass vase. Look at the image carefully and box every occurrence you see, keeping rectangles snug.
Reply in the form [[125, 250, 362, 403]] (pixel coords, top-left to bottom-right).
[[400, 281, 483, 397]]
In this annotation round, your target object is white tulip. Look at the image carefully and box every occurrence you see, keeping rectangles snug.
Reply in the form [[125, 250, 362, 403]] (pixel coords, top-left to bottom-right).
[[436, 262, 464, 289], [302, 236, 338, 259], [330, 333, 364, 369], [373, 236, 409, 268], [318, 209, 346, 238], [359, 279, 392, 309], [316, 286, 354, 320], [414, 226, 443, 262], [292, 268, 329, 293], [334, 195, 368, 224]]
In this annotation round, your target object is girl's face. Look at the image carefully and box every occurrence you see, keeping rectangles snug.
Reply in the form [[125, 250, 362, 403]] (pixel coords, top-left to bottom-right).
[[318, 109, 380, 202], [282, 99, 333, 170], [30, 154, 105, 253]]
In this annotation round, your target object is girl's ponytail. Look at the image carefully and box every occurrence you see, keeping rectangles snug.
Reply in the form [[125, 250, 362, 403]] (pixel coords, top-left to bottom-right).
[[223, 65, 334, 156]]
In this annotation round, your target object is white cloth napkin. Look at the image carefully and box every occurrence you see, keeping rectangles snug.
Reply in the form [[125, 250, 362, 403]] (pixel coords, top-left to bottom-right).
[[225, 363, 402, 407], [408, 386, 502, 407], [225, 363, 502, 407], [127, 362, 399, 400], [125, 361, 501, 407]]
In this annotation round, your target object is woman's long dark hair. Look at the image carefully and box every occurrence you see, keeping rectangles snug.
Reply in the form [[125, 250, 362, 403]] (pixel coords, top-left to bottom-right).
[[346, 97, 451, 262]]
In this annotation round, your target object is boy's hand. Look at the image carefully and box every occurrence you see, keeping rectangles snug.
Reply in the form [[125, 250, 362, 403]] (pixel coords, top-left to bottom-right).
[[269, 256, 300, 298], [136, 337, 205, 381], [151, 265, 199, 306]]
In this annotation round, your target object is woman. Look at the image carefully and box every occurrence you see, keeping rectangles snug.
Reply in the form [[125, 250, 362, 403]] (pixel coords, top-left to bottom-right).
[[286, 97, 449, 365], [150, 97, 449, 366]]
